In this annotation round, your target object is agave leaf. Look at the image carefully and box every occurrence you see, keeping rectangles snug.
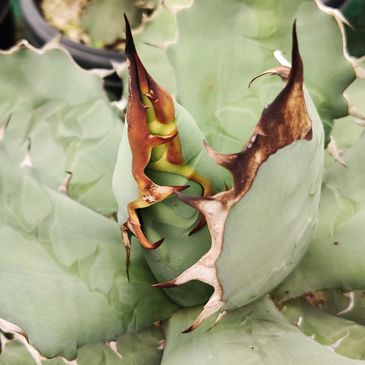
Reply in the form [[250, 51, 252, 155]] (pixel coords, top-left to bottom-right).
[[113, 19, 227, 305], [0, 341, 38, 365], [0, 42, 123, 216], [118, 2, 181, 94], [0, 145, 177, 359], [113, 97, 227, 307], [81, 0, 144, 48], [282, 297, 365, 360], [161, 297, 365, 365], [275, 126, 365, 300], [152, 24, 324, 330], [165, 0, 354, 146], [76, 324, 163, 365], [328, 77, 365, 156], [0, 325, 163, 365]]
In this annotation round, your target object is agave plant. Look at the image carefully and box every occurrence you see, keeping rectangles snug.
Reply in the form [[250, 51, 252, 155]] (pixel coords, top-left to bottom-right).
[[1, 0, 365, 364]]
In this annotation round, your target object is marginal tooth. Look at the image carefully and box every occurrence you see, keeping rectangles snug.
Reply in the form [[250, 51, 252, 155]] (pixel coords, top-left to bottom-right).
[[20, 138, 32, 168], [207, 310, 227, 332], [0, 319, 42, 365], [203, 140, 239, 171], [296, 316, 304, 327], [153, 256, 218, 289], [152, 184, 188, 203], [328, 331, 350, 351], [131, 223, 164, 250], [327, 137, 347, 167], [0, 114, 11, 141], [172, 185, 190, 193], [63, 360, 78, 365], [58, 171, 73, 195], [106, 341, 124, 360], [152, 280, 177, 289], [354, 119, 365, 126], [188, 215, 207, 236], [273, 49, 292, 67], [148, 131, 178, 147], [145, 90, 158, 101], [337, 291, 354, 315], [157, 339, 165, 350], [348, 103, 365, 123], [182, 290, 224, 333], [89, 68, 115, 79], [121, 223, 132, 282], [175, 192, 218, 215], [248, 66, 291, 87]]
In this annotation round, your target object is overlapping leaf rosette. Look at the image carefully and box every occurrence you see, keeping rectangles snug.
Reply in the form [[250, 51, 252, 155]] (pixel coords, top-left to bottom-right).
[[2, 0, 365, 364]]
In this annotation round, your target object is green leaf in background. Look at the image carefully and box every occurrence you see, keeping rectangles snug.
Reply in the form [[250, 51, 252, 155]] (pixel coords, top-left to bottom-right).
[[0, 341, 37, 365], [0, 42, 123, 216], [282, 295, 365, 360], [0, 323, 164, 365], [0, 144, 177, 359], [165, 0, 354, 147], [80, 0, 143, 48], [275, 126, 365, 300], [161, 297, 365, 364]]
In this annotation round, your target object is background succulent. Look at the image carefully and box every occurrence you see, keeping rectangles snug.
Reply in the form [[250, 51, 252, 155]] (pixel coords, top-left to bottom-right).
[[41, 0, 159, 50]]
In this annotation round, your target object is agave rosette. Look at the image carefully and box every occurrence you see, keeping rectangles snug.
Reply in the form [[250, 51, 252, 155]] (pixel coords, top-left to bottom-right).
[[113, 20, 324, 330]]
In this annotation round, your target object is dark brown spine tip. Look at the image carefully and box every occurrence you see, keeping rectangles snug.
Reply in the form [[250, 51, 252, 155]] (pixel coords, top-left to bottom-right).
[[174, 190, 196, 206], [152, 280, 177, 289], [173, 185, 190, 193], [147, 237, 164, 250], [124, 14, 136, 58], [188, 216, 206, 236], [289, 20, 303, 85], [182, 325, 194, 334]]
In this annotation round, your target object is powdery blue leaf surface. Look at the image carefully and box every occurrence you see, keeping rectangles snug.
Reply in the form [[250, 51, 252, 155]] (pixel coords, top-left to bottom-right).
[[161, 298, 365, 365], [0, 42, 123, 216], [0, 145, 177, 360]]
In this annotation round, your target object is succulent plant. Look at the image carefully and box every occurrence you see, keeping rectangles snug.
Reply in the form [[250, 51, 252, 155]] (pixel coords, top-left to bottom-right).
[[1, 0, 365, 364]]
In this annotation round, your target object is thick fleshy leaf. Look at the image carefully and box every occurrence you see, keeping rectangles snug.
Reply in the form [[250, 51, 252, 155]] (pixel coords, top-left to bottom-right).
[[282, 296, 365, 360], [76, 325, 163, 365], [119, 3, 182, 94], [80, 0, 144, 48], [152, 26, 324, 330], [0, 146, 177, 359], [113, 100, 227, 306], [327, 76, 365, 161], [0, 341, 38, 365], [165, 0, 354, 146], [1, 325, 163, 365], [161, 297, 365, 365], [0, 42, 123, 216], [275, 126, 365, 300]]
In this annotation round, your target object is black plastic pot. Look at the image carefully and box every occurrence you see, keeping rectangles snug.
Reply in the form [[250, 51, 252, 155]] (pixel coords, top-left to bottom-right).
[[323, 0, 348, 8], [19, 0, 124, 99], [0, 0, 15, 50]]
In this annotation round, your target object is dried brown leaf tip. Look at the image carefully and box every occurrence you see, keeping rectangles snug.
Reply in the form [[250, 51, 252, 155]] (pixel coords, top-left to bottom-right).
[[154, 22, 313, 331], [122, 15, 213, 275]]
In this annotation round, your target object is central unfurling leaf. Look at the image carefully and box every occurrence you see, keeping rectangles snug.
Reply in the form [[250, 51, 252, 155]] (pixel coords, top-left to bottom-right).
[[120, 16, 213, 273]]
